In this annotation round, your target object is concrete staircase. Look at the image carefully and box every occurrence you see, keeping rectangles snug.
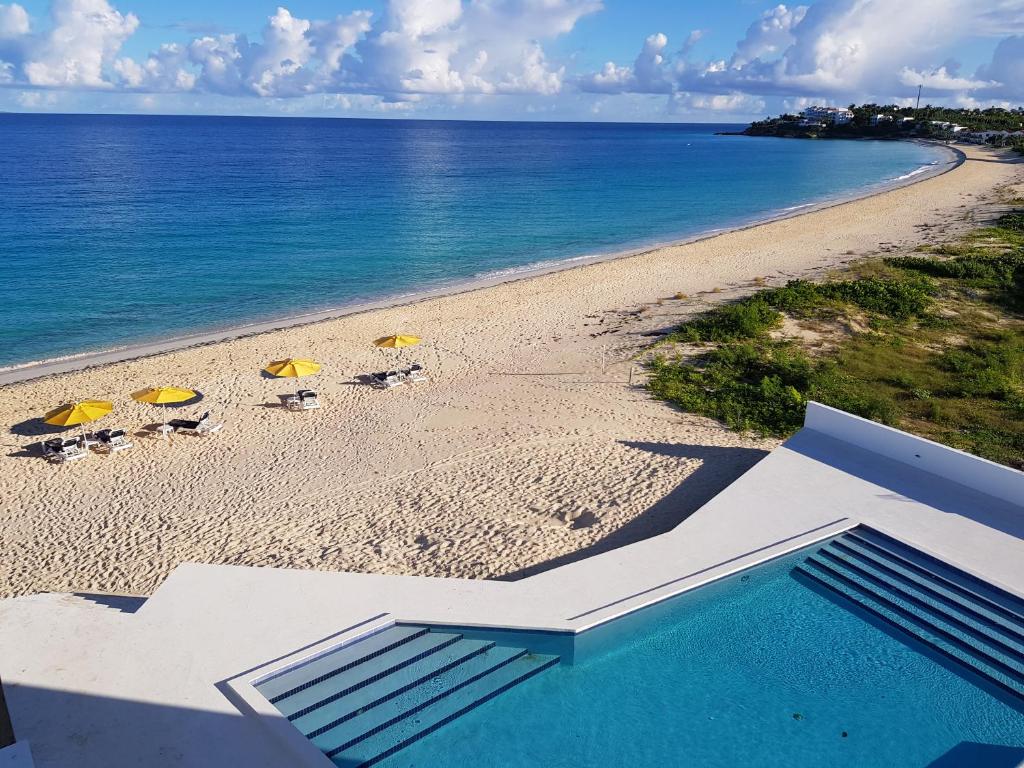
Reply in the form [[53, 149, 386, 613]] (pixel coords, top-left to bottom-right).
[[795, 527, 1024, 700], [257, 624, 559, 767]]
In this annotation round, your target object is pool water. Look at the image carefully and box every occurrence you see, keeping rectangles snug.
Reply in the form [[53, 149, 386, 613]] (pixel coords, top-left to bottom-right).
[[383, 549, 1024, 767]]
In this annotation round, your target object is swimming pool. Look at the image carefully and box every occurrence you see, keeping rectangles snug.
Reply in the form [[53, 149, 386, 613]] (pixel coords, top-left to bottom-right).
[[381, 539, 1024, 767], [259, 530, 1024, 767]]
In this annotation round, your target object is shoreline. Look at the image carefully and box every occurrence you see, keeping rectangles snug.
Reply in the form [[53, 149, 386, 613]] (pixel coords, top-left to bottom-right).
[[0, 141, 962, 388], [0, 142, 1017, 601]]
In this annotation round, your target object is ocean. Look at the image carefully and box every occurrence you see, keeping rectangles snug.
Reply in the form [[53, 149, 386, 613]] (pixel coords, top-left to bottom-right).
[[0, 114, 946, 369]]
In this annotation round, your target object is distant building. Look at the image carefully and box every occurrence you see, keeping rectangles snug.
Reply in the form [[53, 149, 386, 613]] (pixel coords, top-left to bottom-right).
[[801, 106, 854, 125], [870, 114, 894, 126], [929, 121, 969, 137], [961, 130, 1017, 145]]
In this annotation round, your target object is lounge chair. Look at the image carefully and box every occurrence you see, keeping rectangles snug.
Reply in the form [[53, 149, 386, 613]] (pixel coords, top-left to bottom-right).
[[40, 438, 62, 460], [404, 363, 429, 383], [96, 428, 134, 453], [284, 389, 320, 411], [42, 437, 88, 463], [167, 411, 223, 436], [369, 370, 405, 390]]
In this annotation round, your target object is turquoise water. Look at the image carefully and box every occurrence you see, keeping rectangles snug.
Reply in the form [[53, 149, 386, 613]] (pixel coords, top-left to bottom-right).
[[385, 550, 1024, 767], [0, 115, 945, 368]]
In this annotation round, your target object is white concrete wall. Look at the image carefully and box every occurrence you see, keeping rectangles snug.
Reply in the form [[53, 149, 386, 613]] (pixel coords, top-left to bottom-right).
[[803, 401, 1023, 507]]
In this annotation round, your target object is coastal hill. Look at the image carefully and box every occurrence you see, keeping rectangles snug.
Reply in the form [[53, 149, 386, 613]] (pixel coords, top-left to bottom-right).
[[737, 103, 1024, 150]]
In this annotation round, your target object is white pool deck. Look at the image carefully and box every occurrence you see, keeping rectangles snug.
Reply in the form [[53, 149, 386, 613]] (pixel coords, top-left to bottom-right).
[[1, 403, 1021, 767]]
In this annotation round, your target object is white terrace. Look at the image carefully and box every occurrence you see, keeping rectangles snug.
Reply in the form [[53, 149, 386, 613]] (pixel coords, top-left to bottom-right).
[[1, 403, 1021, 766]]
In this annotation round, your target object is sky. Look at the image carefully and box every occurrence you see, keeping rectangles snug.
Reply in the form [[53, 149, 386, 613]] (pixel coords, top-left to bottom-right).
[[0, 0, 1022, 122]]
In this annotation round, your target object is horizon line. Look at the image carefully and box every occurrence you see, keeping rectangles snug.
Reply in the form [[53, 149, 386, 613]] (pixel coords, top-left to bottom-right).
[[0, 110, 754, 126]]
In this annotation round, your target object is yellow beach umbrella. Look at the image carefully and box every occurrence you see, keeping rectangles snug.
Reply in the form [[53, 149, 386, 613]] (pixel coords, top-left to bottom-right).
[[373, 335, 420, 349], [264, 358, 321, 378], [131, 386, 197, 405], [44, 399, 112, 427]]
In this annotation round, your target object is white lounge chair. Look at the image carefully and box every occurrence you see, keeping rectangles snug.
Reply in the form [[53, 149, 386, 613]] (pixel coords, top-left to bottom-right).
[[284, 389, 321, 411], [42, 437, 89, 463], [97, 428, 134, 453], [370, 371, 406, 390], [404, 363, 429, 383], [167, 411, 223, 436]]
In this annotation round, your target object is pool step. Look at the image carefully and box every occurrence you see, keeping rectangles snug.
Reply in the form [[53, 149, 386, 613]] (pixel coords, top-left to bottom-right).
[[256, 624, 559, 768], [794, 528, 1024, 701]]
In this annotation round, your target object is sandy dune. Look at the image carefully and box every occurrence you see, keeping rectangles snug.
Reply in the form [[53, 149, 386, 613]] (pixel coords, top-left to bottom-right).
[[1, 144, 1020, 599]]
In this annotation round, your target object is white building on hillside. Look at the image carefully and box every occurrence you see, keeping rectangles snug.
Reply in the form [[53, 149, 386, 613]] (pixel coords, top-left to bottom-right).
[[802, 106, 854, 125]]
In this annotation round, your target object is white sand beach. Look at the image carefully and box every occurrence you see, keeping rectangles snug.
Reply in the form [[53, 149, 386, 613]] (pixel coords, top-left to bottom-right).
[[1, 144, 1020, 600]]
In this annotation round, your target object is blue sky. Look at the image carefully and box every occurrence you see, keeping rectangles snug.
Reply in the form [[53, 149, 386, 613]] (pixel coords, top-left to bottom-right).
[[1, 0, 1021, 121]]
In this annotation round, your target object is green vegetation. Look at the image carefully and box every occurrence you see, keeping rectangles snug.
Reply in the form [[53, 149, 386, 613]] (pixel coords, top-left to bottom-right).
[[743, 103, 1024, 143], [646, 215, 1024, 469]]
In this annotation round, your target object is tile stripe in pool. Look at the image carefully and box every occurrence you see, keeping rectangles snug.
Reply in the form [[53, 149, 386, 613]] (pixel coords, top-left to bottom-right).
[[794, 532, 1024, 701], [830, 537, 1024, 644], [294, 638, 497, 739], [329, 651, 559, 768], [258, 624, 560, 768], [277, 631, 464, 720], [259, 625, 428, 703]]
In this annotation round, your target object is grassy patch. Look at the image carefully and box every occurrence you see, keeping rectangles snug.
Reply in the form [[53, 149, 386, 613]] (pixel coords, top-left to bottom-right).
[[667, 299, 782, 342], [646, 218, 1024, 469]]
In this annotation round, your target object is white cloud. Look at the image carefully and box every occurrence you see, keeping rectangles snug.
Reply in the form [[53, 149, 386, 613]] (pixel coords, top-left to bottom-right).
[[683, 29, 703, 51], [23, 0, 138, 87], [111, 1, 596, 100], [16, 88, 58, 107], [310, 10, 373, 77], [115, 43, 194, 91], [0, 0, 1023, 118], [348, 0, 600, 97], [182, 8, 371, 97], [971, 1, 1024, 36], [187, 34, 245, 95], [674, 91, 765, 114], [0, 3, 29, 38], [730, 4, 806, 68], [246, 7, 314, 96], [765, 0, 962, 95], [899, 65, 996, 91], [976, 35, 1024, 99], [582, 0, 1024, 111], [580, 32, 673, 94]]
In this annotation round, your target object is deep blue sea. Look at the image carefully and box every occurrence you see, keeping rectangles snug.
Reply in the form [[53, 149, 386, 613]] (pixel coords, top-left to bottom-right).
[[0, 114, 946, 368]]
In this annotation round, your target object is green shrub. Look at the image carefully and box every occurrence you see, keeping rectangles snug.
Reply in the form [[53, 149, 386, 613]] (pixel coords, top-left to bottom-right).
[[647, 342, 810, 435], [668, 299, 782, 343], [998, 213, 1024, 232], [760, 277, 934, 319], [886, 253, 1022, 284], [937, 335, 1022, 399], [647, 231, 1021, 465], [806, 361, 900, 425], [762, 280, 825, 315], [813, 277, 935, 318]]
